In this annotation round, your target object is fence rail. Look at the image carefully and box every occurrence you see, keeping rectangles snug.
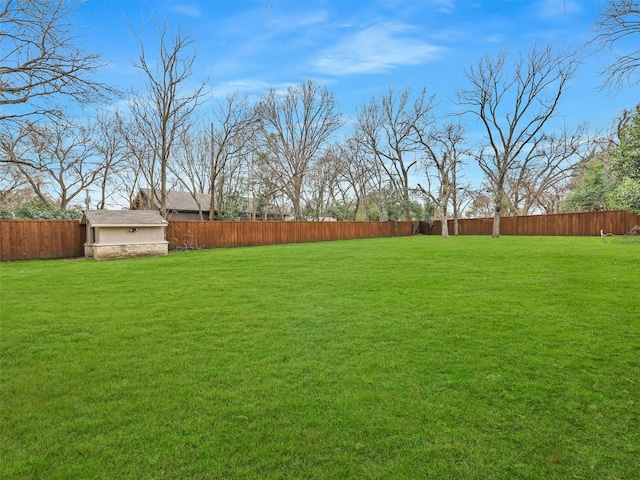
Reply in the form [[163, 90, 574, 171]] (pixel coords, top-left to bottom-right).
[[1, 211, 638, 261]]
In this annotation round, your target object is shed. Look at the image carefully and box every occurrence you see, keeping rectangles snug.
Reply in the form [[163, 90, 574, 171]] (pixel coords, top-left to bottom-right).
[[80, 210, 168, 260]]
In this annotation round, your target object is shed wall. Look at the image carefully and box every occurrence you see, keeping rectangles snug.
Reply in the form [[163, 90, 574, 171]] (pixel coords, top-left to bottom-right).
[[95, 226, 165, 245]]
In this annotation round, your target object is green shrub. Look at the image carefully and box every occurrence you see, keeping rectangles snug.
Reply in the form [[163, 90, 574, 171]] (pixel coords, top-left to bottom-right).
[[15, 199, 82, 220], [0, 203, 16, 219]]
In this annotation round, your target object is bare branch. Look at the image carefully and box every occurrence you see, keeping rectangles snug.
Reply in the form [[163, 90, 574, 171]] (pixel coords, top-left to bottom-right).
[[591, 0, 640, 90], [0, 0, 118, 122]]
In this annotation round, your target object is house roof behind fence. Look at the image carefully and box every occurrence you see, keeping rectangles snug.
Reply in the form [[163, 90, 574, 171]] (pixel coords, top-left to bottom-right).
[[138, 188, 279, 216], [140, 188, 210, 213], [81, 210, 168, 226]]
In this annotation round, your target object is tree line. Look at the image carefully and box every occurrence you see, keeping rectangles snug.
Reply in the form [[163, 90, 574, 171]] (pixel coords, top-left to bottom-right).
[[1, 0, 638, 238]]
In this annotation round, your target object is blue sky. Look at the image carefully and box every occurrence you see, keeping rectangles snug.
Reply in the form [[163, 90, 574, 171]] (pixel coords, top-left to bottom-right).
[[76, 0, 637, 135]]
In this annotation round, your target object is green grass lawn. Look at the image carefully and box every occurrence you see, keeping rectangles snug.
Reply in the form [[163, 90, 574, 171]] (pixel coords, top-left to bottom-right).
[[1, 236, 638, 479]]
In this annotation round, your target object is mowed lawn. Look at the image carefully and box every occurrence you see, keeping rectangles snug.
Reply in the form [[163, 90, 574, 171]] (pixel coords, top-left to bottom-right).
[[1, 236, 638, 479]]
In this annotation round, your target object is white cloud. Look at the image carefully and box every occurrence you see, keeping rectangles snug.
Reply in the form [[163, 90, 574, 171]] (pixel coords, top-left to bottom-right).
[[312, 22, 446, 75]]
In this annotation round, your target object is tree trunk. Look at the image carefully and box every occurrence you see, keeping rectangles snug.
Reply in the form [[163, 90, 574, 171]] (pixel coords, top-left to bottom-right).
[[451, 165, 459, 237], [453, 192, 459, 237], [208, 171, 216, 220], [209, 124, 216, 220], [99, 168, 108, 209], [492, 194, 502, 238], [492, 207, 501, 238], [491, 180, 506, 238], [293, 176, 303, 220], [440, 203, 449, 238], [403, 171, 412, 221]]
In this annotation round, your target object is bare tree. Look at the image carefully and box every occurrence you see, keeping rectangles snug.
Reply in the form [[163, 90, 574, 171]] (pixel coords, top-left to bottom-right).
[[0, 122, 34, 169], [168, 129, 210, 219], [457, 45, 579, 237], [355, 86, 435, 221], [415, 123, 467, 238], [466, 190, 495, 219], [0, 161, 32, 206], [303, 147, 345, 220], [3, 119, 102, 208], [251, 151, 290, 220], [119, 117, 158, 208], [505, 124, 595, 215], [328, 143, 365, 220], [129, 20, 209, 218], [592, 0, 640, 89], [214, 137, 249, 220], [255, 79, 343, 220], [450, 184, 475, 235], [207, 92, 258, 220], [0, 0, 116, 123], [337, 135, 380, 220], [92, 111, 129, 209], [0, 124, 53, 206]]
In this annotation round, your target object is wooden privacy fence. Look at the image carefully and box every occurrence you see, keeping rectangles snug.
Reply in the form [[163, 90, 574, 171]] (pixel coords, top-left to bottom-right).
[[166, 220, 413, 250], [0, 220, 85, 262], [1, 211, 638, 261], [421, 210, 640, 236], [0, 219, 412, 261]]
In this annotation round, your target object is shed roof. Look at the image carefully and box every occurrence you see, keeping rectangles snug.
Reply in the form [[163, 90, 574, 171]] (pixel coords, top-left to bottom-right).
[[81, 210, 168, 226]]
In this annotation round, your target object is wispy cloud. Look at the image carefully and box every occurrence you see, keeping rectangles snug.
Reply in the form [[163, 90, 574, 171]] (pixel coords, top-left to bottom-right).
[[431, 0, 456, 14], [312, 22, 446, 75], [210, 79, 271, 99], [485, 33, 504, 43], [169, 4, 202, 19], [535, 0, 584, 21], [208, 79, 300, 103], [266, 9, 329, 30]]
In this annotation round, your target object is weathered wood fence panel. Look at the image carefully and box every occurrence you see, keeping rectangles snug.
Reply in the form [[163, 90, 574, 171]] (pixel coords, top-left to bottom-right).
[[421, 211, 640, 236], [0, 220, 85, 261], [166, 221, 412, 250]]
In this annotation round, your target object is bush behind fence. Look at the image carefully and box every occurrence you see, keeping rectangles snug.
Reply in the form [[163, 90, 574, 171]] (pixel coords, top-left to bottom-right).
[[1, 211, 638, 261]]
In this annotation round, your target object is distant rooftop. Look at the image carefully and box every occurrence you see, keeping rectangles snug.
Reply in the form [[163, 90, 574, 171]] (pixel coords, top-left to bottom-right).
[[139, 188, 210, 213]]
